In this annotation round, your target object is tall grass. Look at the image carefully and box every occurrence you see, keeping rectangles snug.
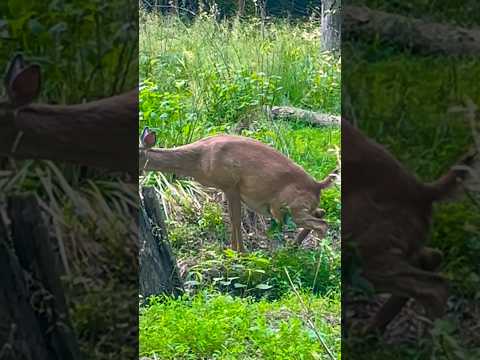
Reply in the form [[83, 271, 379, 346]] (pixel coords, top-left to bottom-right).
[[140, 11, 340, 143]]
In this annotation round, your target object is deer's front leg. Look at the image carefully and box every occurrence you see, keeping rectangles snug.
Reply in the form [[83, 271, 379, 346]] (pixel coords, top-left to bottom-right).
[[291, 209, 328, 240], [225, 190, 243, 252], [295, 228, 311, 246], [365, 246, 444, 333], [363, 253, 448, 333], [294, 208, 326, 246]]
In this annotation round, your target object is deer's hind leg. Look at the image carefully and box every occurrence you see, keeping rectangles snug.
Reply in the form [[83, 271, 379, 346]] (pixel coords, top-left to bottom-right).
[[225, 190, 243, 252]]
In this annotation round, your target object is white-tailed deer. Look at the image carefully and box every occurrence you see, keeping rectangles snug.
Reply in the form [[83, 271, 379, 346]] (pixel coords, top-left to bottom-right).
[[139, 127, 338, 252], [342, 118, 477, 334], [0, 54, 137, 172]]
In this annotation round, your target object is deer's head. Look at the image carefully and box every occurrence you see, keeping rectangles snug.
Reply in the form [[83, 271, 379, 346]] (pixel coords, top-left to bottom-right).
[[139, 127, 157, 170], [1, 54, 41, 125]]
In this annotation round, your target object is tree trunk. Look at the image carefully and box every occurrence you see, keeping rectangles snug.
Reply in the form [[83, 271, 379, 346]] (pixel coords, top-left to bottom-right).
[[237, 0, 245, 17], [321, 0, 341, 53], [139, 187, 183, 300], [343, 5, 480, 56], [171, 0, 179, 15], [0, 195, 81, 360]]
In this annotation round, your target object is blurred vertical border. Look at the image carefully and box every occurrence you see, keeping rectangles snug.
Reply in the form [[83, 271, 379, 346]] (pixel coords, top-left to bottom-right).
[[342, 1, 480, 359], [0, 0, 139, 359]]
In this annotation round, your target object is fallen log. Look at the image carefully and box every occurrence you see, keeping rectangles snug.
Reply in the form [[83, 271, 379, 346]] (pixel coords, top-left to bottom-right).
[[266, 106, 340, 126], [344, 5, 480, 56]]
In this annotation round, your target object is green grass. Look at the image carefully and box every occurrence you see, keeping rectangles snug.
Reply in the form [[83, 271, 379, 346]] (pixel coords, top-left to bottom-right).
[[140, 13, 340, 117], [0, 0, 137, 103], [139, 11, 340, 154], [344, 50, 475, 180], [176, 247, 340, 301], [140, 292, 341, 360]]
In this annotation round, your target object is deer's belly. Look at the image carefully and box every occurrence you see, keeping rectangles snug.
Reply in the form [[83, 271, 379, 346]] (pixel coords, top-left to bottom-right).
[[241, 196, 270, 216], [194, 175, 222, 188]]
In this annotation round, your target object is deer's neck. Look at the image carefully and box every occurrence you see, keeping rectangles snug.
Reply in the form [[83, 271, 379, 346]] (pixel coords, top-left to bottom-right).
[[144, 147, 201, 177], [0, 91, 137, 172]]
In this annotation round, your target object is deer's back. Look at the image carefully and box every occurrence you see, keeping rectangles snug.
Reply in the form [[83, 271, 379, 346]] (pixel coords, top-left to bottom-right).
[[184, 134, 318, 198]]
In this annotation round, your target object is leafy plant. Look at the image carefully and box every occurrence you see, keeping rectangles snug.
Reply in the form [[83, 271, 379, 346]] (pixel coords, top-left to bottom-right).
[[140, 291, 340, 359]]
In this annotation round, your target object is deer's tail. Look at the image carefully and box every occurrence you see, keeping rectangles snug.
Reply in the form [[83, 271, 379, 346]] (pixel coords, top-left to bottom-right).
[[424, 148, 477, 202], [317, 168, 340, 190]]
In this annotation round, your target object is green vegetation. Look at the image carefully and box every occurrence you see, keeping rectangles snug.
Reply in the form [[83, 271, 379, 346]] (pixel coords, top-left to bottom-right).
[[141, 292, 341, 360], [139, 10, 341, 360], [177, 247, 340, 300], [0, 0, 137, 102], [139, 12, 340, 144]]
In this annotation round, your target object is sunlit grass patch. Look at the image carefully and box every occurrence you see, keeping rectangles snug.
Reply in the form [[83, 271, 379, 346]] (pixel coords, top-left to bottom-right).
[[140, 291, 340, 359]]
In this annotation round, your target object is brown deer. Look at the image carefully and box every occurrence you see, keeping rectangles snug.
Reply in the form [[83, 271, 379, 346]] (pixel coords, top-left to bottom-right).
[[139, 127, 338, 252], [0, 54, 137, 173], [342, 118, 476, 334]]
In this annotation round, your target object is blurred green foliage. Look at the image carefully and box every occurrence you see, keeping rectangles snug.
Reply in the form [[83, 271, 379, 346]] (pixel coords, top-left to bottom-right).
[[0, 0, 137, 102]]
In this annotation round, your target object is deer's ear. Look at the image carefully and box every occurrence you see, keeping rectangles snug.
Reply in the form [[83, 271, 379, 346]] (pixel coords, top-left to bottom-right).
[[141, 127, 156, 148], [5, 63, 41, 108], [141, 126, 150, 140], [4, 54, 25, 87]]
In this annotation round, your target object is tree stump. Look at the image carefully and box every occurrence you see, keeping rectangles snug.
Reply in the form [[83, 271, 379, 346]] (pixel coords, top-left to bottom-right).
[[0, 195, 81, 360], [139, 187, 183, 299]]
